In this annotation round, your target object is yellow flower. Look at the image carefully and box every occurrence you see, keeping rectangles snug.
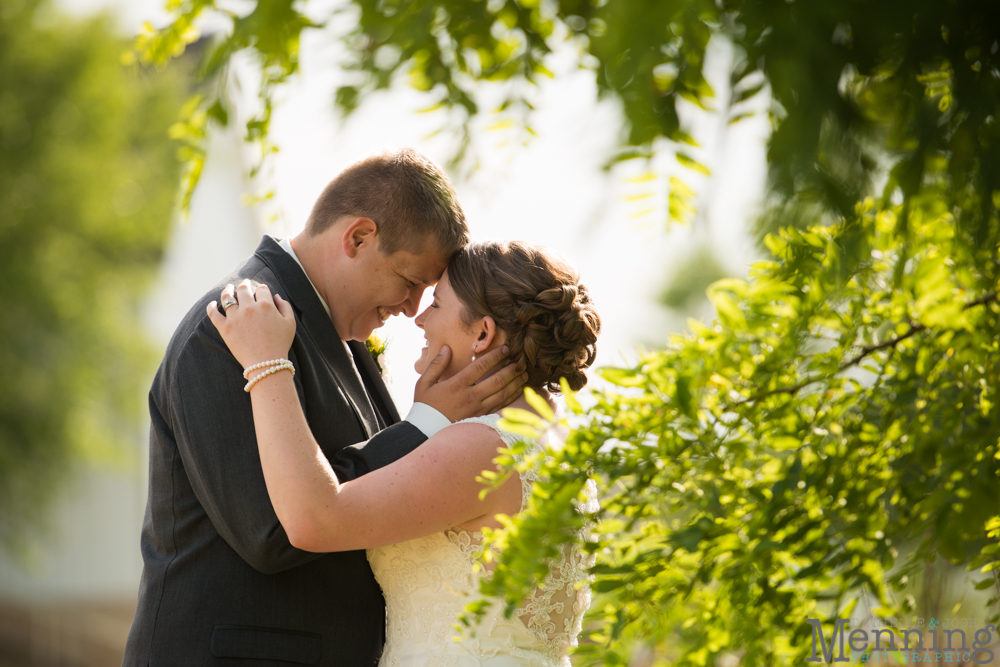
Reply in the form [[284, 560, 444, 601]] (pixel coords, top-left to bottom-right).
[[365, 334, 387, 373]]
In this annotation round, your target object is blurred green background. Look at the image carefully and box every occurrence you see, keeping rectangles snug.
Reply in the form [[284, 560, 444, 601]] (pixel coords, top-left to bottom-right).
[[0, 1, 185, 663], [0, 0, 184, 549]]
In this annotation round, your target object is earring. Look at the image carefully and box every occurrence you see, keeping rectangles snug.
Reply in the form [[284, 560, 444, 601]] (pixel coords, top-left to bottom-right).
[[472, 345, 477, 362]]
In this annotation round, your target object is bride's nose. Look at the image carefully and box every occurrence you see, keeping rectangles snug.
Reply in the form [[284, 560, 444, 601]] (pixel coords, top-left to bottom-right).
[[415, 306, 429, 329]]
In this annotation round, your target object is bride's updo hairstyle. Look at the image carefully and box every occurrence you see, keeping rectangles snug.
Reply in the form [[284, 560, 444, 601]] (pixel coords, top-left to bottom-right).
[[447, 241, 600, 392]]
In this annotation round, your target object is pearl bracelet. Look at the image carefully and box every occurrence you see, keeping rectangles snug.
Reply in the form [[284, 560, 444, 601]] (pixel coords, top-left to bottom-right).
[[243, 358, 292, 380], [244, 361, 295, 392]]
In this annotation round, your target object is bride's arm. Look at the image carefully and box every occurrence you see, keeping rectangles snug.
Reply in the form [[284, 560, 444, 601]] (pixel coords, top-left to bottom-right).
[[208, 280, 522, 552], [249, 369, 517, 551]]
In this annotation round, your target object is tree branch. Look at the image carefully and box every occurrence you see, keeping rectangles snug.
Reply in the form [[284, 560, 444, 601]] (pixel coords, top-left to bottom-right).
[[841, 320, 924, 371], [731, 291, 998, 407]]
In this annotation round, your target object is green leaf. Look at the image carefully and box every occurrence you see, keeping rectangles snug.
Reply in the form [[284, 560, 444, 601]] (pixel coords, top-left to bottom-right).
[[707, 289, 746, 329], [592, 578, 627, 593], [495, 419, 540, 439], [206, 99, 229, 126], [732, 81, 765, 104], [522, 387, 555, 422], [597, 367, 645, 387], [671, 524, 706, 552], [559, 377, 583, 414], [499, 408, 545, 429], [676, 152, 711, 176], [839, 597, 860, 620], [770, 436, 801, 451], [707, 278, 751, 298], [753, 540, 784, 554], [335, 85, 360, 113]]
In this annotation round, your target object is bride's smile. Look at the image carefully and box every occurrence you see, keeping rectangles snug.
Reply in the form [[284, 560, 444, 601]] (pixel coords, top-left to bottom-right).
[[413, 268, 504, 380]]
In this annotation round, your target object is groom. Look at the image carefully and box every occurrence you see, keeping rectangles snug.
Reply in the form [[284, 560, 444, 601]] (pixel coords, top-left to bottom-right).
[[123, 150, 524, 666]]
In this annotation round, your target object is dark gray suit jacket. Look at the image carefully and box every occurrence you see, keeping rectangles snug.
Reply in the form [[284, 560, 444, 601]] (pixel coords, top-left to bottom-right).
[[123, 236, 427, 666]]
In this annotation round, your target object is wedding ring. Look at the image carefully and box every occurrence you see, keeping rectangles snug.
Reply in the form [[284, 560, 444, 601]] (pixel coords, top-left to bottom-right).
[[222, 299, 238, 310]]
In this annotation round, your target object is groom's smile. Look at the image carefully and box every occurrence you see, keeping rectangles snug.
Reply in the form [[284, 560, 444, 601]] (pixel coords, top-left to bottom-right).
[[337, 232, 449, 341], [376, 306, 401, 326]]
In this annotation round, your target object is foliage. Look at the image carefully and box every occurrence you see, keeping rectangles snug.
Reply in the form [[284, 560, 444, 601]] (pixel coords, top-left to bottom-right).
[[498, 204, 1000, 665], [141, 0, 1000, 664], [0, 0, 185, 549]]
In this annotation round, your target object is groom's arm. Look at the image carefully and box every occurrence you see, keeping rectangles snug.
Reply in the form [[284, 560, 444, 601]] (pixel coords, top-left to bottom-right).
[[327, 401, 454, 481], [327, 421, 428, 482]]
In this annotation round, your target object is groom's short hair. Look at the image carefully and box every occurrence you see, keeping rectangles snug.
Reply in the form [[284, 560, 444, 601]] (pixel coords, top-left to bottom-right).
[[305, 149, 468, 256]]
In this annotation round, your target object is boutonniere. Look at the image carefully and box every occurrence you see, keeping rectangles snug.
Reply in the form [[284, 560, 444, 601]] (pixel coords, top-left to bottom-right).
[[365, 333, 391, 384]]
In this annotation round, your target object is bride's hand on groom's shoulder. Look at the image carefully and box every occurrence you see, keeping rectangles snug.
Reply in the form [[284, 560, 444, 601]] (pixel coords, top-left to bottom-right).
[[207, 279, 296, 369]]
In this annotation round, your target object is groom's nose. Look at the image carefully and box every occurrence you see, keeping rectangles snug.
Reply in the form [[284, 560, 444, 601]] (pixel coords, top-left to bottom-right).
[[399, 285, 428, 318]]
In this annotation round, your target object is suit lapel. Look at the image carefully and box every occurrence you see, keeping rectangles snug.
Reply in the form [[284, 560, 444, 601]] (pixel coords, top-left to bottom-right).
[[348, 339, 401, 427], [254, 236, 378, 439]]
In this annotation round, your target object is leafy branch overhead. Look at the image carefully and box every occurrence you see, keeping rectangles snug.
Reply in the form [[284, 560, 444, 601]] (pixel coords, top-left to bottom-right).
[[141, 1, 999, 228], [142, 1, 1000, 665]]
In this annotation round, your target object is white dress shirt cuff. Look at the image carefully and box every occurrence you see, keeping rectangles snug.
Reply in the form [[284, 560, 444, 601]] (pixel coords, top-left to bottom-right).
[[404, 402, 452, 439]]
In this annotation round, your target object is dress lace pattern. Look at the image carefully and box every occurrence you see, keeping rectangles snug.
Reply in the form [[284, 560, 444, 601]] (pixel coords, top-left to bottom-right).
[[367, 414, 595, 667]]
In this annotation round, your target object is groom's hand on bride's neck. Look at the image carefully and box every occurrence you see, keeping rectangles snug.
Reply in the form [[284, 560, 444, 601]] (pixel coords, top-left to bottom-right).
[[414, 345, 528, 421]]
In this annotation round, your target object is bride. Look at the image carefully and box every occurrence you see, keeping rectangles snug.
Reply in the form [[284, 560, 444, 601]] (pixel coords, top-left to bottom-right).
[[207, 240, 601, 666]]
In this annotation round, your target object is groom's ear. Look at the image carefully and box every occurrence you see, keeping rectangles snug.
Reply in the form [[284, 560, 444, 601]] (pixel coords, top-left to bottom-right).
[[342, 217, 378, 258]]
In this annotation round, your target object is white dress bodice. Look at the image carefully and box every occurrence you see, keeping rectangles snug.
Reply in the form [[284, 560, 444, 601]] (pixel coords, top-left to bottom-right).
[[366, 414, 594, 667]]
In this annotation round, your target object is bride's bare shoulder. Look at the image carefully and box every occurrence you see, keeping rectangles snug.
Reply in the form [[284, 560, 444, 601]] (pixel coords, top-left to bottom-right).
[[434, 419, 507, 447]]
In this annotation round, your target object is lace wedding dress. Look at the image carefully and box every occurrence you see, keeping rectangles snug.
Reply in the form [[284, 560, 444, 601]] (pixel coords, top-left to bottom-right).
[[366, 414, 595, 667]]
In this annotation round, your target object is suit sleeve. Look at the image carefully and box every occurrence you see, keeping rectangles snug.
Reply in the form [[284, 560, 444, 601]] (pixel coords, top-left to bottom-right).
[[327, 421, 427, 483]]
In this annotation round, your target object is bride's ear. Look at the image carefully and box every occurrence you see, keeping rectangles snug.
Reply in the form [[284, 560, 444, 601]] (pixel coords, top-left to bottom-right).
[[472, 316, 499, 356]]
